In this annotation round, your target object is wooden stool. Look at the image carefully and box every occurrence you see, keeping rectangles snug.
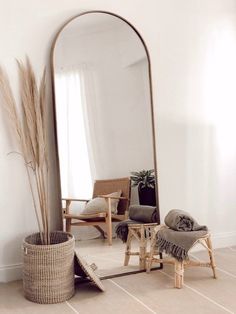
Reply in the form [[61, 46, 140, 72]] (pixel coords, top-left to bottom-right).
[[146, 225, 217, 288], [124, 223, 158, 270]]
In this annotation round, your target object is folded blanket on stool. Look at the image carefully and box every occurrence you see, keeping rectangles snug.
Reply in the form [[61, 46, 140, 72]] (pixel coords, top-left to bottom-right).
[[129, 205, 158, 223], [115, 205, 158, 242], [164, 209, 207, 231], [157, 209, 208, 261]]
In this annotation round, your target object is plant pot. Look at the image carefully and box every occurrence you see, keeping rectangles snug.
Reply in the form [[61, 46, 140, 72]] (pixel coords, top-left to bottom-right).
[[22, 231, 75, 304], [138, 185, 156, 206]]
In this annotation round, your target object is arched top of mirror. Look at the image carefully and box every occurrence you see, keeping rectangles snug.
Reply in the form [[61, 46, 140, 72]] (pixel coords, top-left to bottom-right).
[[51, 11, 158, 210], [51, 11, 152, 67]]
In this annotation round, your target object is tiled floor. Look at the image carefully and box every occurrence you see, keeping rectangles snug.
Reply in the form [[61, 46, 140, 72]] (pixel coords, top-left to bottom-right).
[[1, 245, 236, 313], [76, 237, 143, 277]]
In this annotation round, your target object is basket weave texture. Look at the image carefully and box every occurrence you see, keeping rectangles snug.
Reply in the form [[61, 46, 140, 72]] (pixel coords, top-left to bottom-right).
[[23, 231, 75, 304]]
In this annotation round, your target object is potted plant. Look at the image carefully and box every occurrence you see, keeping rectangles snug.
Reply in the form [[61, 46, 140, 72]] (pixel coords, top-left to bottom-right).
[[0, 59, 75, 304], [130, 169, 156, 206]]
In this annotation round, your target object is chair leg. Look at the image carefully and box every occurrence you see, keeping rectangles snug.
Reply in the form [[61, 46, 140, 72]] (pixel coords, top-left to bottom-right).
[[124, 231, 132, 266], [65, 218, 72, 233], [105, 198, 112, 245], [94, 226, 106, 239], [206, 236, 217, 279], [105, 217, 112, 246], [175, 260, 184, 289]]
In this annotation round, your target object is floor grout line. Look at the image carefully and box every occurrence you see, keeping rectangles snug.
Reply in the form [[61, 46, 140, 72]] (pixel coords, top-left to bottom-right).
[[214, 250, 236, 257], [66, 301, 80, 314], [159, 270, 234, 314], [71, 245, 236, 313], [228, 247, 236, 252], [190, 254, 236, 279], [216, 267, 236, 279], [108, 279, 157, 314]]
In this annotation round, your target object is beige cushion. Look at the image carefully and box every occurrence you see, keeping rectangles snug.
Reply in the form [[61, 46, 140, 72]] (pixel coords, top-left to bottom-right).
[[82, 190, 122, 214], [107, 190, 122, 214]]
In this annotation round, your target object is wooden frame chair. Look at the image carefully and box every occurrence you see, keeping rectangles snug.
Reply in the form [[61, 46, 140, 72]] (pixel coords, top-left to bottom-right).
[[146, 225, 217, 288], [63, 177, 131, 245]]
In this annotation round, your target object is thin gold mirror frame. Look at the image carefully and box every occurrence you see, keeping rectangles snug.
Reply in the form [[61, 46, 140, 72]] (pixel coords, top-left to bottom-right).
[[50, 10, 161, 278]]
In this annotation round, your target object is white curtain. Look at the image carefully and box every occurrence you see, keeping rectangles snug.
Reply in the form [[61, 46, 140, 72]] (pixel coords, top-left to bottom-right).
[[55, 65, 99, 239]]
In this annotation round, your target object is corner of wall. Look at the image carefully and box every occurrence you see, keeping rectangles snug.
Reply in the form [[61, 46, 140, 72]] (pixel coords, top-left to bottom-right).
[[0, 264, 22, 283]]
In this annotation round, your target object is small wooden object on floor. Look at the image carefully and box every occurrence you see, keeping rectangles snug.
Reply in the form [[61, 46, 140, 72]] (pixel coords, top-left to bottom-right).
[[74, 251, 105, 292], [124, 223, 158, 270], [146, 226, 217, 288]]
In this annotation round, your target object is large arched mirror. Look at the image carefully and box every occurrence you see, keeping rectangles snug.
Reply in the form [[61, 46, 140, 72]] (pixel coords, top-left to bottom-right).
[[51, 11, 160, 277]]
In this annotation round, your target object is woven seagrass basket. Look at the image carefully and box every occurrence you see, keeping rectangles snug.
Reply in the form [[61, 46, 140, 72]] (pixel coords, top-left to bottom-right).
[[22, 231, 75, 304]]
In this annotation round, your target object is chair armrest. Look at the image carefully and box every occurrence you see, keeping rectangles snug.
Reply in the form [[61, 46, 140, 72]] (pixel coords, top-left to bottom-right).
[[62, 198, 90, 202], [98, 195, 128, 200], [62, 198, 90, 215]]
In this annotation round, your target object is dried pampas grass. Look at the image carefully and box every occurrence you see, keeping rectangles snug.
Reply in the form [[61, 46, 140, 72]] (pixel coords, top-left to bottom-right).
[[0, 58, 49, 244]]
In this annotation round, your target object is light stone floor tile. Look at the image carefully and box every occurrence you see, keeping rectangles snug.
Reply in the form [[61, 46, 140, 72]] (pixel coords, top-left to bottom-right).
[[84, 252, 142, 277], [192, 247, 236, 276], [166, 267, 236, 313], [75, 237, 127, 255], [68, 279, 154, 314], [0, 281, 74, 314], [76, 237, 142, 277], [1, 246, 236, 313], [111, 271, 228, 314], [166, 249, 236, 313]]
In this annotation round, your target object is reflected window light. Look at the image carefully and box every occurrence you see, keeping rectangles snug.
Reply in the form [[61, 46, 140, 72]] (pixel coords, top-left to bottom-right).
[[55, 69, 93, 199]]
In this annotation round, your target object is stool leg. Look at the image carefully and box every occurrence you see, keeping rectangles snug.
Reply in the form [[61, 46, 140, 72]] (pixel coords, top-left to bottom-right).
[[146, 258, 152, 273], [175, 260, 184, 289], [124, 231, 132, 266], [146, 229, 157, 273], [139, 226, 146, 270], [206, 236, 217, 279]]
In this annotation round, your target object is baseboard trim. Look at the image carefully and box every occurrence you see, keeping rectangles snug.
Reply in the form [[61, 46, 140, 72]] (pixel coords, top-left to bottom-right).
[[185, 230, 236, 252], [211, 231, 236, 249], [0, 263, 22, 283], [1, 231, 236, 282]]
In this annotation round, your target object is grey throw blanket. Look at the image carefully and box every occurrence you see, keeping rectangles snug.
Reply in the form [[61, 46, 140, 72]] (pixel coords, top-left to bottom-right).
[[129, 205, 158, 223], [116, 205, 158, 242], [157, 228, 208, 261], [115, 219, 140, 242], [165, 209, 207, 231], [157, 209, 208, 261]]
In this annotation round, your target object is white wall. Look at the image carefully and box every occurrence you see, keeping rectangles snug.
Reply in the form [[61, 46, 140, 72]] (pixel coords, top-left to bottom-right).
[[1, 0, 236, 282]]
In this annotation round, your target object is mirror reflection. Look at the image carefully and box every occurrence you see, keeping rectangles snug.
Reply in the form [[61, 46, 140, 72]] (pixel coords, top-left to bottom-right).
[[52, 12, 159, 277]]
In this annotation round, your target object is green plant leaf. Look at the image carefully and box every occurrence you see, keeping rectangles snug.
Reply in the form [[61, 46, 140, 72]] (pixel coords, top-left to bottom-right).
[[130, 169, 156, 189]]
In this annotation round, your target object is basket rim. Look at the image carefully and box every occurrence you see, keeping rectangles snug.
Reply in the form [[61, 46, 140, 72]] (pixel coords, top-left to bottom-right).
[[23, 231, 74, 249]]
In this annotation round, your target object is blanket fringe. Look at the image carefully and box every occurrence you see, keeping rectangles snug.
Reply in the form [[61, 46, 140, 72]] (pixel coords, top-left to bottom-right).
[[116, 225, 129, 243], [157, 235, 188, 261]]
